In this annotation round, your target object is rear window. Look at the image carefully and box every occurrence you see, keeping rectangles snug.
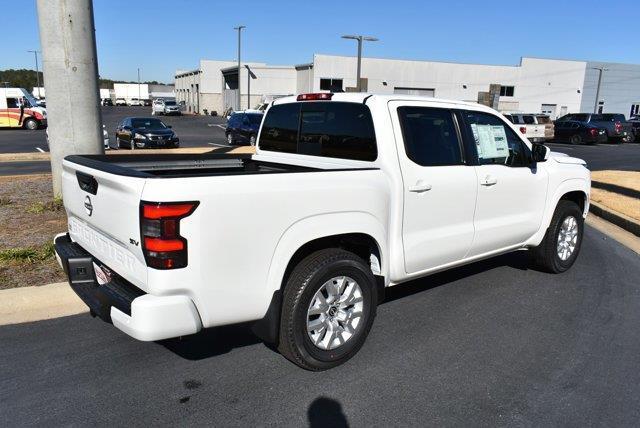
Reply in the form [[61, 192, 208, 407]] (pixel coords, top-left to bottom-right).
[[536, 115, 551, 124], [573, 114, 589, 122], [522, 115, 536, 124], [600, 114, 625, 122], [259, 102, 377, 161]]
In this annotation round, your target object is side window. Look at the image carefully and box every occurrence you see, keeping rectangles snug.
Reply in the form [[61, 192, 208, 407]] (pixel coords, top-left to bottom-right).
[[522, 115, 535, 124], [462, 110, 532, 168], [259, 103, 300, 154], [6, 98, 19, 108], [397, 107, 463, 167]]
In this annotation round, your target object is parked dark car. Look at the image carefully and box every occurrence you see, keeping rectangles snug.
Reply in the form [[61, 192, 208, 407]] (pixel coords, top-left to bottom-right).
[[115, 117, 179, 149], [555, 113, 632, 143], [101, 98, 114, 106], [226, 111, 264, 145], [553, 120, 607, 144]]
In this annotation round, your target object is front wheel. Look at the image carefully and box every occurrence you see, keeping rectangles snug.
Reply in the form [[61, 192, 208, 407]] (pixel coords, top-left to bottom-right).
[[530, 200, 584, 273], [24, 118, 39, 130], [278, 248, 377, 371], [570, 134, 582, 145]]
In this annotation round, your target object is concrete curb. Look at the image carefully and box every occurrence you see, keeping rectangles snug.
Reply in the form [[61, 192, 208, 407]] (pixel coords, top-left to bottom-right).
[[589, 202, 640, 238], [0, 282, 87, 326], [591, 180, 640, 200], [0, 146, 255, 163]]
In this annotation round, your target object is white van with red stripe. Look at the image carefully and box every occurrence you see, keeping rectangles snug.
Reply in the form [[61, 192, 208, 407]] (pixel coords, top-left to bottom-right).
[[0, 88, 47, 129]]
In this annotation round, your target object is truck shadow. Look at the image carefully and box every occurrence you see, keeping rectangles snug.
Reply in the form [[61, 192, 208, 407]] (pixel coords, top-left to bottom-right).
[[384, 250, 531, 303], [160, 250, 531, 360], [158, 321, 261, 360]]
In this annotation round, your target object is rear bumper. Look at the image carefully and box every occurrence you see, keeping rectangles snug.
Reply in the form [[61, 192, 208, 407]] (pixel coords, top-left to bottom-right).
[[54, 233, 202, 341]]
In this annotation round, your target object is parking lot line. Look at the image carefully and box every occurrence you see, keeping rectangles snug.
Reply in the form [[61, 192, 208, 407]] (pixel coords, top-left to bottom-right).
[[35, 147, 45, 153], [208, 143, 228, 148]]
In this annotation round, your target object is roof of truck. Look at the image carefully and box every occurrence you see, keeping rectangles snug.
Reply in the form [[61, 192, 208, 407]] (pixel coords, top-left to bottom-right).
[[272, 92, 486, 109]]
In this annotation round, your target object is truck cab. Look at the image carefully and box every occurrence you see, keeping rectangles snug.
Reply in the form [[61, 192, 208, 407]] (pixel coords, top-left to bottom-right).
[[0, 87, 47, 129]]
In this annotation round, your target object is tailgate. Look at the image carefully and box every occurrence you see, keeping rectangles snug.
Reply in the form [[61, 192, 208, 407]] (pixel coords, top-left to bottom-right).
[[61, 158, 148, 290]]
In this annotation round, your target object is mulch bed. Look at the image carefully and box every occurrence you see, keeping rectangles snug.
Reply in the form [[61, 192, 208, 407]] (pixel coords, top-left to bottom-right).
[[0, 174, 67, 289]]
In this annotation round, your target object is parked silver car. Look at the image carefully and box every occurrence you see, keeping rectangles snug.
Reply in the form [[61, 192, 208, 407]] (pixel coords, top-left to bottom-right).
[[152, 99, 181, 116]]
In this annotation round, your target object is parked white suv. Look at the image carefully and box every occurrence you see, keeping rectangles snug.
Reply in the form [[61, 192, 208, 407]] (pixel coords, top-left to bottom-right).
[[54, 93, 590, 370], [152, 99, 181, 116]]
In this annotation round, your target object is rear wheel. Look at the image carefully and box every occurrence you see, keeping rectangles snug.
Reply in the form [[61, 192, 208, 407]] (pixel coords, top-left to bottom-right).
[[24, 118, 39, 130], [278, 249, 377, 371], [530, 200, 584, 273], [569, 134, 582, 145]]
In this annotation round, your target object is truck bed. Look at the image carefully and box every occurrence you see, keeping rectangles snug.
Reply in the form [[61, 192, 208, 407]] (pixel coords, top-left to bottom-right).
[[65, 153, 323, 178]]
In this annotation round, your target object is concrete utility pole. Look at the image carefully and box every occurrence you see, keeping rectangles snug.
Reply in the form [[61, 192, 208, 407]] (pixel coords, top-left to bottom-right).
[[37, 0, 104, 196], [591, 67, 609, 114], [341, 35, 378, 92], [234, 25, 245, 110], [137, 67, 141, 100], [28, 50, 42, 98], [245, 65, 256, 109]]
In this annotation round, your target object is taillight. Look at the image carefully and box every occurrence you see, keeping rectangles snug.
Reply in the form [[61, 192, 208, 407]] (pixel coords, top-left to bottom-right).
[[297, 93, 333, 101], [589, 128, 598, 137], [519, 126, 527, 134], [140, 201, 199, 269], [614, 121, 622, 133]]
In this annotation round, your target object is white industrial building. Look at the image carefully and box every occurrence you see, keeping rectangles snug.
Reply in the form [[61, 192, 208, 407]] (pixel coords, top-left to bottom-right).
[[175, 60, 296, 114], [176, 55, 640, 119]]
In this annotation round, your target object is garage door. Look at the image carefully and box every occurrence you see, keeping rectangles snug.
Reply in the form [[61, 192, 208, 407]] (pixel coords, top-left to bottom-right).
[[394, 87, 435, 97]]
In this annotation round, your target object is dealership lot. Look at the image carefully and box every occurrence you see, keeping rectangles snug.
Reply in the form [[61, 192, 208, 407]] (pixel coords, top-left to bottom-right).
[[1, 226, 639, 426], [0, 106, 229, 154]]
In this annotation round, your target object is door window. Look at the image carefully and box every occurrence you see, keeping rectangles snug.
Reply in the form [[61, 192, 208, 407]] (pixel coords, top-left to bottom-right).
[[462, 110, 532, 167], [397, 107, 463, 167]]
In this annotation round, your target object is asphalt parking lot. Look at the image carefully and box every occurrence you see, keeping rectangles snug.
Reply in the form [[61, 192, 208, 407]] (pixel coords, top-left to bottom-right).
[[1, 225, 639, 426], [0, 106, 229, 154]]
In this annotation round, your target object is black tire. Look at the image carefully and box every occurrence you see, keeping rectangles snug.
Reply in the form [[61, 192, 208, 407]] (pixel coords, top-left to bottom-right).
[[530, 200, 584, 273], [278, 248, 377, 371], [24, 118, 39, 130], [569, 134, 582, 145], [116, 137, 122, 149]]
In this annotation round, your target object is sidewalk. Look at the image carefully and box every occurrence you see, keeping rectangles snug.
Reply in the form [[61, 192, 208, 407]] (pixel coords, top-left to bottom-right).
[[0, 282, 87, 326]]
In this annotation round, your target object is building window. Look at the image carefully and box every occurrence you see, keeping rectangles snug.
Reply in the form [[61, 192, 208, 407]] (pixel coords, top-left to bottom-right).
[[499, 86, 515, 97], [320, 78, 343, 92]]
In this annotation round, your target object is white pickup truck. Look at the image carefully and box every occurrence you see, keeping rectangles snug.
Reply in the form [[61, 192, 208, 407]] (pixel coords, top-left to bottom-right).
[[54, 93, 590, 370]]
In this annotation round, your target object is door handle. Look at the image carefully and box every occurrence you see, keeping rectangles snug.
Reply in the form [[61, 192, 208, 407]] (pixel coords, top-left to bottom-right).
[[480, 175, 498, 186], [408, 181, 432, 193]]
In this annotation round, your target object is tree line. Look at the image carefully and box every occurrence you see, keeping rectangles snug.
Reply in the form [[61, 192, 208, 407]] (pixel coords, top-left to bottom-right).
[[0, 69, 165, 93]]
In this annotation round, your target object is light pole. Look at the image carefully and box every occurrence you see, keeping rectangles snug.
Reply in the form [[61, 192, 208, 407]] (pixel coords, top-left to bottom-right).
[[591, 67, 609, 114], [234, 25, 245, 110], [341, 35, 378, 92], [245, 65, 256, 109], [137, 67, 141, 101], [28, 50, 42, 99]]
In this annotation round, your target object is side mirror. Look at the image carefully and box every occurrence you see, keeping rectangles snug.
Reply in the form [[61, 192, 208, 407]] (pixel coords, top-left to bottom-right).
[[532, 142, 549, 163], [167, 125, 172, 129]]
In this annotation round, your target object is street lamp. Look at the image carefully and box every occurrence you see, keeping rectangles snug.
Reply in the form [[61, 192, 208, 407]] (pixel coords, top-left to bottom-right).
[[591, 67, 609, 114], [137, 67, 141, 102], [234, 25, 245, 110], [341, 35, 378, 92], [27, 50, 41, 99]]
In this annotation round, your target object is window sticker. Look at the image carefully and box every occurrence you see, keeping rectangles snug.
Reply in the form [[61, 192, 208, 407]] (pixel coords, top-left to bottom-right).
[[471, 124, 509, 159]]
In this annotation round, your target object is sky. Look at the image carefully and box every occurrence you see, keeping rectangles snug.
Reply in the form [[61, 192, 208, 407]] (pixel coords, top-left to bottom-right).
[[2, 0, 639, 83]]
